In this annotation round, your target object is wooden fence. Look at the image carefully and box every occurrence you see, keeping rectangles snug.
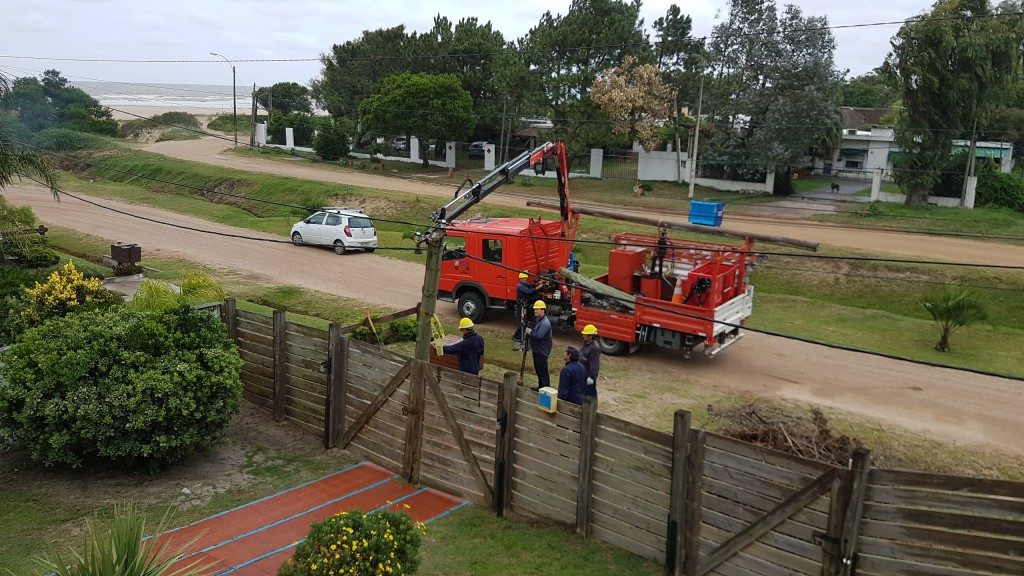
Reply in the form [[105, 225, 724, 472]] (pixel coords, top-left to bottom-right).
[[221, 300, 1024, 576]]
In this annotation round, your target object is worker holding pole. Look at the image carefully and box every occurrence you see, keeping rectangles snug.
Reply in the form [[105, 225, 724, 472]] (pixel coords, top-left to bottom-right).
[[442, 318, 485, 375], [512, 272, 539, 351], [526, 300, 553, 391]]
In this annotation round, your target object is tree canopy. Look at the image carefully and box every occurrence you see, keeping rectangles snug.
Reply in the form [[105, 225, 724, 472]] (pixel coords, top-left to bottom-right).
[[256, 82, 312, 115], [357, 72, 475, 165], [838, 69, 898, 108], [1, 69, 116, 136], [885, 0, 1024, 204], [701, 0, 841, 186], [591, 55, 673, 151]]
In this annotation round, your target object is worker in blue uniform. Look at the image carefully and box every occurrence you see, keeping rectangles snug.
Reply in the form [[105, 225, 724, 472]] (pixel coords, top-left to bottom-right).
[[557, 346, 588, 405], [443, 317, 484, 375]]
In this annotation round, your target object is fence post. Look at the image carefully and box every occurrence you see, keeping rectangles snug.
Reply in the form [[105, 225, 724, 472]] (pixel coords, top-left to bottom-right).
[[325, 323, 349, 449], [838, 448, 871, 576], [494, 372, 519, 517], [576, 397, 598, 536], [272, 309, 287, 422], [666, 410, 692, 575], [402, 360, 427, 483], [682, 430, 705, 576], [223, 298, 238, 342]]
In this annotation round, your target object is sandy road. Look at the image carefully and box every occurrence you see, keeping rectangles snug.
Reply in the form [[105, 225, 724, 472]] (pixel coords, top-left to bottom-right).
[[145, 137, 1024, 267], [5, 184, 1023, 456]]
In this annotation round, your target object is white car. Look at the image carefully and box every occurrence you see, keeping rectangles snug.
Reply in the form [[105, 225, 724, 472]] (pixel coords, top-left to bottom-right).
[[290, 209, 378, 254]]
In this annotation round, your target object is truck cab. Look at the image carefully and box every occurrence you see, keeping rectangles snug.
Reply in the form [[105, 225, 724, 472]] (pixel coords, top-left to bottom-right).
[[438, 217, 573, 322]]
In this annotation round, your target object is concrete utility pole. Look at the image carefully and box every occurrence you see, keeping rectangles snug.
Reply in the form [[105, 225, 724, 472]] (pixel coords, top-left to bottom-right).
[[674, 91, 682, 184], [210, 52, 237, 147], [688, 75, 704, 199]]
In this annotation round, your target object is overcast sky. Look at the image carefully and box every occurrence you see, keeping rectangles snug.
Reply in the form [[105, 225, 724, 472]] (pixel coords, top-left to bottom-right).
[[0, 0, 935, 88]]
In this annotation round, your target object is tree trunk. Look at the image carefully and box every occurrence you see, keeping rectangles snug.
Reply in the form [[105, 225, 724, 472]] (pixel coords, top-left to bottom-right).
[[935, 328, 952, 352]]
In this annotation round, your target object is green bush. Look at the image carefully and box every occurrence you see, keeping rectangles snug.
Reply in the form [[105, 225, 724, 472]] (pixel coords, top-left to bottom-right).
[[313, 120, 351, 161], [130, 273, 224, 312], [31, 127, 116, 151], [152, 111, 200, 129], [351, 317, 418, 344], [268, 112, 316, 147], [12, 244, 59, 267], [976, 171, 1024, 212], [0, 305, 243, 469], [278, 510, 423, 576]]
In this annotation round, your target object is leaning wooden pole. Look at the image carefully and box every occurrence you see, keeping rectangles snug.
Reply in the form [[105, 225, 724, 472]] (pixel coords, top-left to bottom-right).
[[526, 200, 819, 251]]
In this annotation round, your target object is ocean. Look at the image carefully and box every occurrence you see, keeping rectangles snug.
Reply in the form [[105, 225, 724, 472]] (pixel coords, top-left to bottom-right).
[[76, 81, 246, 110]]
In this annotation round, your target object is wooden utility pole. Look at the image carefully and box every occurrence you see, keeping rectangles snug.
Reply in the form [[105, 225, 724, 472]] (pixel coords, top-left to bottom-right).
[[414, 229, 445, 362]]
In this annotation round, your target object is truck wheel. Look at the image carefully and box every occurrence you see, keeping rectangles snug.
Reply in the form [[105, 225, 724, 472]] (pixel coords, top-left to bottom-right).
[[597, 337, 628, 356], [458, 291, 487, 323]]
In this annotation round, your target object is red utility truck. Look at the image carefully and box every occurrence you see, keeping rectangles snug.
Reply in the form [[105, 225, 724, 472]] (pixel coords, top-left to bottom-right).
[[432, 141, 754, 356]]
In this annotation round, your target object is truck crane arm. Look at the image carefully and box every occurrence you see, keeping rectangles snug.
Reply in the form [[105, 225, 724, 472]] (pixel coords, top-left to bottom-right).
[[429, 141, 573, 237]]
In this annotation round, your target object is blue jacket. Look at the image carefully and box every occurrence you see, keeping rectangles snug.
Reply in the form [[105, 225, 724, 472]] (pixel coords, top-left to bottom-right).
[[529, 315, 553, 357], [558, 360, 588, 405], [516, 281, 539, 305], [443, 330, 484, 375]]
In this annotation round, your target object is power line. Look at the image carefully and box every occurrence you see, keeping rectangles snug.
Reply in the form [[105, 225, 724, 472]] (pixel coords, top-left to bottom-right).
[[2, 10, 1021, 63]]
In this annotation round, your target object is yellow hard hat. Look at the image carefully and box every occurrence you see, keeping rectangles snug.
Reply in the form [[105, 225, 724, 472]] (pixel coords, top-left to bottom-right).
[[581, 324, 598, 335], [518, 272, 529, 280], [459, 317, 474, 329], [533, 300, 546, 310]]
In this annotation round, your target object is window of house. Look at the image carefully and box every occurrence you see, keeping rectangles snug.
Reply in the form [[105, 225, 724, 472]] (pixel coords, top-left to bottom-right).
[[845, 160, 863, 169], [483, 239, 503, 263], [307, 212, 326, 225], [325, 213, 341, 226]]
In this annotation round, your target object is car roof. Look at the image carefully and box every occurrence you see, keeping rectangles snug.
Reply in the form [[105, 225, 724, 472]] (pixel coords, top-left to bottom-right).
[[319, 208, 371, 218]]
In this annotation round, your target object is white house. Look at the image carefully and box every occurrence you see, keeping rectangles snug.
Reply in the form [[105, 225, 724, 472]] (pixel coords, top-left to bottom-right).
[[815, 107, 1016, 179]]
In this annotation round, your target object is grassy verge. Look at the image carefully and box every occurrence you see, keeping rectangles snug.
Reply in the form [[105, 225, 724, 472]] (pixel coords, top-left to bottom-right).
[[819, 201, 1024, 238]]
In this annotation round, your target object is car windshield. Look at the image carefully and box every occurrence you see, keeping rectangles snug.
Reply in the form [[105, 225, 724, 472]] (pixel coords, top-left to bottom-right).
[[348, 217, 373, 228]]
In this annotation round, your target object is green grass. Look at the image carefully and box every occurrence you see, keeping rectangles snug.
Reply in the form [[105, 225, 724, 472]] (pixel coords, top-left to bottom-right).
[[420, 507, 660, 576], [819, 201, 1024, 238], [790, 176, 831, 194], [154, 128, 200, 142], [208, 114, 253, 135]]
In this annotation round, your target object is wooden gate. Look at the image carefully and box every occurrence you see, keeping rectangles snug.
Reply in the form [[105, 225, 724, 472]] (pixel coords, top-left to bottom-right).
[[668, 420, 872, 576], [333, 338, 501, 507]]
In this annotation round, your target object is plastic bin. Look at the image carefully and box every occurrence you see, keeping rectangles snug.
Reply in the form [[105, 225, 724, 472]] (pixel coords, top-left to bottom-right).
[[688, 200, 725, 227]]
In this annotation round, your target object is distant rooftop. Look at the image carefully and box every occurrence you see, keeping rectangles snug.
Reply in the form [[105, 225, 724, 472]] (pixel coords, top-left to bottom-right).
[[841, 107, 892, 130]]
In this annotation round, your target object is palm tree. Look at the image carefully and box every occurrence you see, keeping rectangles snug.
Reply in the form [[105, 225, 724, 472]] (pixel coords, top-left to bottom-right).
[[1, 70, 60, 198], [922, 288, 987, 352]]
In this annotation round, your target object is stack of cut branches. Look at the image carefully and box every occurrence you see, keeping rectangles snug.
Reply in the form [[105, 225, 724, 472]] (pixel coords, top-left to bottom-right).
[[705, 402, 863, 467]]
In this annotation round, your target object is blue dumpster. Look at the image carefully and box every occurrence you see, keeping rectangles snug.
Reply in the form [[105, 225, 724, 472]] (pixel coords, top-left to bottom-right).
[[688, 200, 725, 227]]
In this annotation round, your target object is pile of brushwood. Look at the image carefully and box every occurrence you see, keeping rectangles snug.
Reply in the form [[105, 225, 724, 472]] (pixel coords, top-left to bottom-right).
[[706, 402, 863, 467]]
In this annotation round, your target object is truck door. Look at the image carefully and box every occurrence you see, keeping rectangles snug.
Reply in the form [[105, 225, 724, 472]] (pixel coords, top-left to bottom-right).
[[480, 237, 510, 300], [441, 234, 471, 287]]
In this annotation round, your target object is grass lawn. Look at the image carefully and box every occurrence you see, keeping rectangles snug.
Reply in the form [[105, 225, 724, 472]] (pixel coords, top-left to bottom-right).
[[820, 200, 1024, 238]]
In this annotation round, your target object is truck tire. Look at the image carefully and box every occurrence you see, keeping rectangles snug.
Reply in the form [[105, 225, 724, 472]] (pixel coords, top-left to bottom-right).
[[457, 291, 487, 323], [597, 336, 628, 356]]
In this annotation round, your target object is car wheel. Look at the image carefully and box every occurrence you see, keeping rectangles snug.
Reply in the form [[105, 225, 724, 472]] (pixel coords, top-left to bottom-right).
[[597, 336, 628, 356], [334, 241, 347, 255], [291, 232, 303, 245], [457, 291, 487, 323], [365, 248, 376, 254]]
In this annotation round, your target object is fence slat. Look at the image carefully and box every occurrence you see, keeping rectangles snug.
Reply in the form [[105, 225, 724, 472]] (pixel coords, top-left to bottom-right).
[[272, 309, 287, 422]]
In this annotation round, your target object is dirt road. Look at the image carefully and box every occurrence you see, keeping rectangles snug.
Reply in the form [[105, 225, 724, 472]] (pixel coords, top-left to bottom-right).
[[6, 185, 1022, 456], [145, 138, 1024, 267]]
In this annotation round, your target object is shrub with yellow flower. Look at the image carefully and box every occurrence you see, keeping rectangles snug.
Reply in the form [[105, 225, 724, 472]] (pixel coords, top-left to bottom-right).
[[278, 510, 422, 576], [20, 261, 122, 324]]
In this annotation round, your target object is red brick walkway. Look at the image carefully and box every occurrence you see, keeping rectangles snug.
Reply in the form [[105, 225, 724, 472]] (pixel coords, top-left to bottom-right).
[[156, 462, 465, 576]]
